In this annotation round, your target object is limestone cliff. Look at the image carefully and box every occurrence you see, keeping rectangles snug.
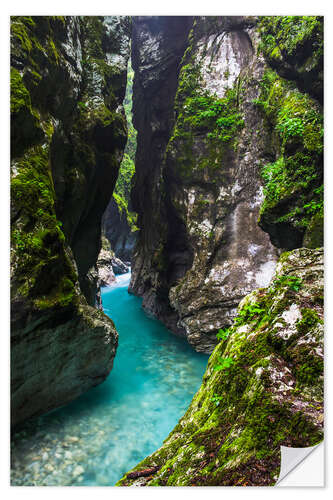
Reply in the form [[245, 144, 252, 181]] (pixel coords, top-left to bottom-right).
[[10, 16, 130, 426], [118, 247, 324, 486], [129, 16, 323, 353]]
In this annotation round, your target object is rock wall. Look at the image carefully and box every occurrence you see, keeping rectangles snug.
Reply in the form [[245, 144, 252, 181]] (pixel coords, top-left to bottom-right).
[[129, 16, 323, 353], [129, 16, 194, 335], [102, 58, 138, 262], [97, 249, 116, 288], [102, 196, 136, 261], [10, 16, 130, 426], [256, 17, 323, 249], [119, 17, 324, 486], [130, 17, 273, 351], [118, 247, 324, 486]]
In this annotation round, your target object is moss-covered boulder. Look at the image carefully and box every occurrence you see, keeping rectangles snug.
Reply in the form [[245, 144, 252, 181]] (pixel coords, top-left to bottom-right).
[[10, 16, 130, 426], [118, 247, 323, 486]]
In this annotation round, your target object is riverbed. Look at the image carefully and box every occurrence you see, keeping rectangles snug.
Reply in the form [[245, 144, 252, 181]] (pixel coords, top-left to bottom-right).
[[11, 272, 208, 486]]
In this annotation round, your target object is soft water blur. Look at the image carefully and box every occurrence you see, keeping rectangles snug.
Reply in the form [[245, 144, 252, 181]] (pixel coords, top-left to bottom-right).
[[11, 272, 208, 486]]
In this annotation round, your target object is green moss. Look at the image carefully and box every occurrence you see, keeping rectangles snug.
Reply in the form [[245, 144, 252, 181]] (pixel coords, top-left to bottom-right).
[[296, 358, 324, 385], [10, 67, 44, 157], [255, 69, 323, 244], [151, 243, 167, 272], [10, 68, 31, 114], [10, 16, 59, 65], [269, 274, 302, 293], [34, 276, 76, 309], [165, 30, 244, 182], [255, 17, 323, 248], [296, 308, 321, 334], [182, 90, 244, 144], [10, 16, 36, 53], [11, 145, 77, 309], [11, 147, 54, 211], [113, 193, 139, 233], [10, 15, 130, 317], [47, 37, 60, 64], [258, 16, 323, 61], [303, 212, 324, 249]]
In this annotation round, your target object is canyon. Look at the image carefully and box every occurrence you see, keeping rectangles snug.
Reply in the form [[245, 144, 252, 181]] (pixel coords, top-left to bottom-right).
[[10, 15, 323, 486]]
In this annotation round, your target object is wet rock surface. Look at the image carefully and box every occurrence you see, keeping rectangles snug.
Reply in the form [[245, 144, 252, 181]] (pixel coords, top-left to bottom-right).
[[118, 247, 324, 486]]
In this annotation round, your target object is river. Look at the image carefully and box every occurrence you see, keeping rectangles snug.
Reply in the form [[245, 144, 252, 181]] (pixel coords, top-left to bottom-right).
[[11, 272, 208, 486]]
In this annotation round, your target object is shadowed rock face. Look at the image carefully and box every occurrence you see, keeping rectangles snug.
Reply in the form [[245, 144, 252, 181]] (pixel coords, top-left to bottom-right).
[[129, 16, 279, 352], [102, 197, 136, 261], [10, 16, 130, 426], [129, 15, 195, 335]]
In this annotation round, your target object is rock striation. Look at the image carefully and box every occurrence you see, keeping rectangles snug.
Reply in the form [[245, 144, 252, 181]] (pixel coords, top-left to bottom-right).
[[10, 16, 130, 426], [118, 247, 324, 486], [129, 16, 323, 353]]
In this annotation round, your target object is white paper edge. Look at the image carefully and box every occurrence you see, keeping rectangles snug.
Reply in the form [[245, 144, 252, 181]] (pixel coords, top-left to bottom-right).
[[276, 441, 324, 486]]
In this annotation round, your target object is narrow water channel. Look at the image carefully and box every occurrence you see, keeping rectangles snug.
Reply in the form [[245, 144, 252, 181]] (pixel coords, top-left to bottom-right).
[[11, 272, 209, 486]]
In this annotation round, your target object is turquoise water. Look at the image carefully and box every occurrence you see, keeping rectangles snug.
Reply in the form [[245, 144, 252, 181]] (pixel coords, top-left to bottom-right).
[[11, 272, 208, 486]]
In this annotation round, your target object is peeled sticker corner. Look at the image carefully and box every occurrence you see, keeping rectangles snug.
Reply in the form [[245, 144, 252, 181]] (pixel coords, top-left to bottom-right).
[[276, 441, 324, 486]]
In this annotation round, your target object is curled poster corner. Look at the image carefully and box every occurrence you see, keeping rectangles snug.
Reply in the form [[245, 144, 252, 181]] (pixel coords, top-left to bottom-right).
[[276, 442, 324, 486]]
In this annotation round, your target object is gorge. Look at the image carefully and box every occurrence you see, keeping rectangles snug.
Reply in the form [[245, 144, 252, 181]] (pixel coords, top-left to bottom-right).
[[11, 272, 208, 485], [10, 15, 323, 486]]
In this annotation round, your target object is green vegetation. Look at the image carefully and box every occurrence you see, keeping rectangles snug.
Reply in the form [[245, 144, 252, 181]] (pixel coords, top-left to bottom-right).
[[213, 356, 234, 371], [258, 16, 323, 63], [296, 308, 322, 335], [234, 302, 265, 325], [112, 59, 138, 232], [210, 393, 224, 407], [10, 17, 81, 311], [216, 327, 231, 341], [178, 89, 244, 145], [254, 68, 323, 246], [11, 145, 76, 309], [269, 274, 302, 293], [166, 30, 244, 179], [10, 67, 32, 114]]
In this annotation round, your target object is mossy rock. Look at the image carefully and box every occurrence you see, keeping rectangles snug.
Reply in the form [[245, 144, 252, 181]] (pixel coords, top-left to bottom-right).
[[258, 16, 323, 102], [117, 248, 323, 486], [255, 68, 323, 248], [10, 15, 130, 426], [303, 212, 324, 249]]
